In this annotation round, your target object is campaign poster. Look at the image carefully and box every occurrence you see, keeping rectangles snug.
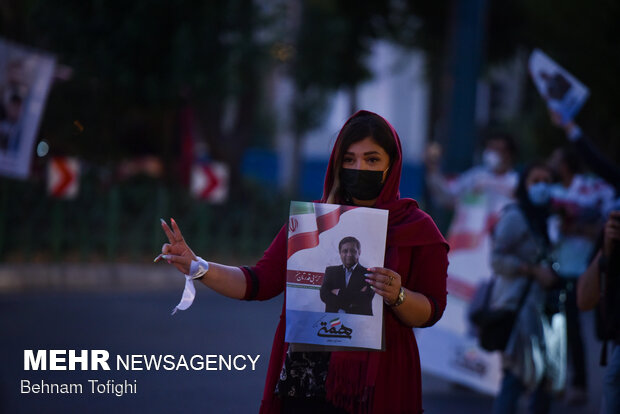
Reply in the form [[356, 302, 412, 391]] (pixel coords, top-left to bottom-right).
[[285, 201, 388, 351], [528, 48, 589, 124], [0, 38, 56, 179]]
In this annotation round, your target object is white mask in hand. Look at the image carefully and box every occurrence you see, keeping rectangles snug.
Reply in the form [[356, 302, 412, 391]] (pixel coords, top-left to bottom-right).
[[171, 257, 209, 315]]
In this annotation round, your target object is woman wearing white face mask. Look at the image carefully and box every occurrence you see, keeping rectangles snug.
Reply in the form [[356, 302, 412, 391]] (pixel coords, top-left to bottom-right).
[[490, 162, 565, 414]]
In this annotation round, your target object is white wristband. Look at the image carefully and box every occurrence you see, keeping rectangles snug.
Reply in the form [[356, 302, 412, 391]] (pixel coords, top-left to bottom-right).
[[171, 257, 209, 315], [189, 257, 210, 280]]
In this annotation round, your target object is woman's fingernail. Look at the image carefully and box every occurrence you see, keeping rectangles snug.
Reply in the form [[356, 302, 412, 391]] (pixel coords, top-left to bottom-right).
[[370, 286, 377, 291], [162, 255, 171, 260], [364, 273, 372, 277], [160, 218, 165, 225], [167, 260, 172, 265], [365, 278, 373, 284], [153, 254, 163, 263]]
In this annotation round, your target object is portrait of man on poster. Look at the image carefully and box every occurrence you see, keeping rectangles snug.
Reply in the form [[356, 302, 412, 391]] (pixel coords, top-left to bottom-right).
[[320, 236, 375, 316]]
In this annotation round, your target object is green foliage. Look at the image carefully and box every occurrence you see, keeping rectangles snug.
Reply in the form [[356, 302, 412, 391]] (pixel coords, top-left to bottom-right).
[[0, 0, 277, 165], [6, 0, 618, 169], [28, 0, 266, 105], [289, 0, 434, 133], [1, 0, 442, 163]]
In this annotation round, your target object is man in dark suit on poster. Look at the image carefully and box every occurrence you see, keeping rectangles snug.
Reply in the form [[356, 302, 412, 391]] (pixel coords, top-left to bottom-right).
[[320, 236, 375, 316]]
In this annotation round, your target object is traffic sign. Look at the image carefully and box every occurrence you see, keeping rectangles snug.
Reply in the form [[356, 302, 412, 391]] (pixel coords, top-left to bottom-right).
[[190, 161, 229, 203], [48, 157, 79, 199]]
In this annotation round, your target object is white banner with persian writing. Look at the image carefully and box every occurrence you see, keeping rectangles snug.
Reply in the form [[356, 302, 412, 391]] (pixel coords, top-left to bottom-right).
[[416, 193, 503, 395]]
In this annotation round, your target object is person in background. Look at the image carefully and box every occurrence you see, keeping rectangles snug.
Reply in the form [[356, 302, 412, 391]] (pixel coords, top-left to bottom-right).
[[425, 132, 519, 222], [546, 146, 615, 405], [576, 210, 620, 414], [548, 109, 620, 411], [548, 109, 620, 192], [158, 110, 449, 414], [490, 163, 562, 414]]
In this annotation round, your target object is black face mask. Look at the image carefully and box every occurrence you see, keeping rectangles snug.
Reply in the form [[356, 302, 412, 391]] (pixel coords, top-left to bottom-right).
[[340, 168, 385, 201]]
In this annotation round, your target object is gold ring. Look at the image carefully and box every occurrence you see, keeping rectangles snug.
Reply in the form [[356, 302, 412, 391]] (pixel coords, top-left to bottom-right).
[[388, 276, 394, 286]]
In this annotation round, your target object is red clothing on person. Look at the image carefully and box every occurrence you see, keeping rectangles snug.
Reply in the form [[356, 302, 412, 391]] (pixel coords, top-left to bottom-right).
[[240, 110, 449, 413]]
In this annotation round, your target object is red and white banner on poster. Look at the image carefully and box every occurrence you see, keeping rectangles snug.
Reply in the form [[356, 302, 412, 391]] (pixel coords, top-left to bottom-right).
[[190, 161, 229, 203], [47, 157, 79, 199]]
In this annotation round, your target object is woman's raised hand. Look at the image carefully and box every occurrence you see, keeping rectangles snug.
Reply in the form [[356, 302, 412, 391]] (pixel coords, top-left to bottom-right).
[[158, 218, 197, 275]]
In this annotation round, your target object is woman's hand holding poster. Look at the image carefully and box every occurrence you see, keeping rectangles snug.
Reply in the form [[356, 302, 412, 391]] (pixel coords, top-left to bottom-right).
[[285, 201, 388, 351]]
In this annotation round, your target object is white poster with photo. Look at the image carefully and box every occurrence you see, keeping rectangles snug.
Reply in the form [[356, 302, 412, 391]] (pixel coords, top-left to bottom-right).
[[0, 38, 56, 179], [285, 201, 388, 351], [528, 48, 589, 124]]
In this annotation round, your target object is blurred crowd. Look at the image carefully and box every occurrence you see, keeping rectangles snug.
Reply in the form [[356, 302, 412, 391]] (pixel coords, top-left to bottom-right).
[[424, 109, 619, 414]]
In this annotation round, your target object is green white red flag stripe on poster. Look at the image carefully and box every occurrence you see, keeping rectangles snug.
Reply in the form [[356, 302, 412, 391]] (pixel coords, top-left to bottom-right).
[[287, 202, 357, 259]]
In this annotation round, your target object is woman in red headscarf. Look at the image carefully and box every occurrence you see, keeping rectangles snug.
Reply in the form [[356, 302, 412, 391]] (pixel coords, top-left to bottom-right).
[[159, 110, 449, 414]]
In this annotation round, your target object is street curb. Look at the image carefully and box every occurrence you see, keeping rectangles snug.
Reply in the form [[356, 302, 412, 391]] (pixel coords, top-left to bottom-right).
[[0, 263, 181, 292]]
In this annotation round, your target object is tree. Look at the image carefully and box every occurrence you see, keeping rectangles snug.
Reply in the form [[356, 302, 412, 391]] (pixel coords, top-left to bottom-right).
[[1, 0, 277, 193], [283, 0, 441, 194], [408, 0, 620, 166]]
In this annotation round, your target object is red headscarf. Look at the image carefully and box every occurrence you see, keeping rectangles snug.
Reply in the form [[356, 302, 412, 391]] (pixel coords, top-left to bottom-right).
[[321, 109, 446, 250], [321, 110, 448, 413]]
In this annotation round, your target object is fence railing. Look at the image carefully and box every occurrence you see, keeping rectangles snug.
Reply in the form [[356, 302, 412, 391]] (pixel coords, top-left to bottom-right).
[[0, 175, 289, 263]]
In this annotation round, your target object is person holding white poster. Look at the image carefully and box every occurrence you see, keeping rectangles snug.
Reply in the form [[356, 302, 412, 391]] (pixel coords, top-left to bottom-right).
[[157, 110, 449, 413], [529, 49, 590, 125]]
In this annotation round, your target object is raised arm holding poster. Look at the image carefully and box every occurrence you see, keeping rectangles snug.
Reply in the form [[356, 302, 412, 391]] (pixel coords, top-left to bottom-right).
[[285, 201, 388, 351], [529, 49, 589, 124]]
